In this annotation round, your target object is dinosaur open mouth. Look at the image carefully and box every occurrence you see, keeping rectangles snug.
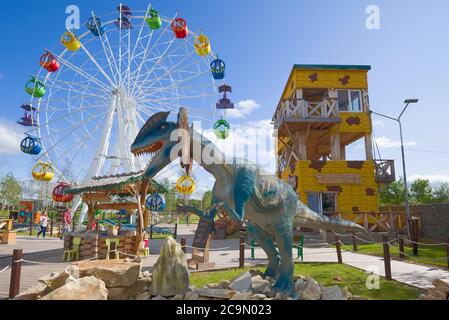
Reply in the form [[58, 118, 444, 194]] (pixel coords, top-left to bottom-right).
[[133, 141, 164, 157]]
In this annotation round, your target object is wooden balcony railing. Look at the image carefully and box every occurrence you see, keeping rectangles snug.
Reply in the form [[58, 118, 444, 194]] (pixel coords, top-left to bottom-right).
[[273, 99, 339, 129], [374, 160, 396, 184]]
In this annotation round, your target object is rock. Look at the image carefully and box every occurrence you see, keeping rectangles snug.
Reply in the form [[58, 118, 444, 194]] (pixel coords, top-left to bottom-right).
[[39, 271, 74, 291], [141, 271, 151, 278], [172, 294, 185, 300], [432, 279, 449, 293], [300, 277, 322, 300], [218, 280, 231, 289], [205, 283, 221, 289], [249, 269, 265, 278], [273, 292, 289, 300], [151, 237, 189, 297], [107, 278, 152, 300], [417, 293, 427, 300], [251, 275, 270, 294], [13, 283, 50, 300], [230, 292, 253, 300], [251, 294, 267, 300], [75, 260, 141, 288], [294, 278, 308, 292], [196, 288, 238, 299], [321, 286, 347, 300], [152, 295, 167, 300], [342, 287, 352, 300], [136, 291, 152, 300], [184, 290, 200, 300], [426, 288, 448, 300], [229, 272, 252, 292], [352, 295, 368, 300], [262, 286, 274, 298], [41, 276, 108, 300]]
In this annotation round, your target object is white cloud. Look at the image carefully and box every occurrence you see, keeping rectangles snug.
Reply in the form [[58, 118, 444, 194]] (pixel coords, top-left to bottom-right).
[[226, 99, 260, 119], [372, 119, 385, 128], [375, 136, 417, 149], [0, 118, 24, 155], [409, 175, 449, 184]]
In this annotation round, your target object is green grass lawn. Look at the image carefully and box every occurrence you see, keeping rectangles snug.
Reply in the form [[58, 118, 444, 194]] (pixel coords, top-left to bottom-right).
[[190, 263, 422, 300], [342, 242, 448, 269]]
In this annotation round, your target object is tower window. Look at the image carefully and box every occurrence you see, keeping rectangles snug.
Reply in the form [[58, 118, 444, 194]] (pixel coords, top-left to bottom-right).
[[338, 90, 362, 112]]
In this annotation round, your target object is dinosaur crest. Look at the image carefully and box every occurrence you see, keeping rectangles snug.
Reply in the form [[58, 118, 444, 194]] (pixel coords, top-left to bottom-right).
[[135, 111, 170, 140]]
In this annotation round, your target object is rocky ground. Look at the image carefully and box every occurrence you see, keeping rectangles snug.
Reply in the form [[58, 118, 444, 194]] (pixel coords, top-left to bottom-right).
[[418, 279, 449, 300]]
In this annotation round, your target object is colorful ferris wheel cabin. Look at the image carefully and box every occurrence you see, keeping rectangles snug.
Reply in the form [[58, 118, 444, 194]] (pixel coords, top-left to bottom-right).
[[211, 57, 226, 80], [20, 135, 42, 155], [25, 77, 46, 98], [172, 18, 188, 39], [145, 8, 162, 30], [115, 5, 133, 29], [17, 104, 38, 127], [273, 65, 396, 223], [194, 34, 211, 56], [214, 118, 231, 140], [61, 31, 81, 51], [32, 162, 54, 182], [40, 51, 60, 73], [52, 183, 74, 203], [216, 84, 234, 109], [87, 16, 106, 36]]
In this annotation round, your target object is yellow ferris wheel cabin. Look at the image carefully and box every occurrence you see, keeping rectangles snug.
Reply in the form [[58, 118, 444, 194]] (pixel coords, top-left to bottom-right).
[[273, 65, 396, 221]]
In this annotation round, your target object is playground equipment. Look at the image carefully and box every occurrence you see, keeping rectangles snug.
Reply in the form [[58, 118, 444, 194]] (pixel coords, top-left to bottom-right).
[[40, 51, 60, 73], [60, 31, 81, 51], [32, 161, 54, 181], [146, 193, 166, 212], [176, 175, 196, 196], [0, 219, 16, 244], [211, 56, 226, 80], [25, 77, 46, 98], [62, 237, 81, 261], [20, 135, 42, 155], [194, 34, 211, 56], [171, 17, 188, 38], [86, 16, 106, 36], [52, 182, 74, 203], [145, 8, 162, 30], [17, 104, 38, 127]]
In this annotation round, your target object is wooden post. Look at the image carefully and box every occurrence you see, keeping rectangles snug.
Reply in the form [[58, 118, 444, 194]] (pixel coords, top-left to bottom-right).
[[446, 237, 449, 269], [352, 232, 358, 252], [150, 224, 153, 240], [251, 238, 255, 260], [50, 212, 54, 237], [9, 249, 23, 299], [239, 236, 245, 269], [174, 220, 178, 239], [399, 236, 405, 259], [411, 219, 418, 256], [181, 238, 187, 254], [29, 218, 33, 236], [335, 236, 342, 263], [382, 235, 392, 280]]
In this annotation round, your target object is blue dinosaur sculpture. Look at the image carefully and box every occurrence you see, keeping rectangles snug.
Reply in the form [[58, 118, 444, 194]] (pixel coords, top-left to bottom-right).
[[131, 108, 367, 295]]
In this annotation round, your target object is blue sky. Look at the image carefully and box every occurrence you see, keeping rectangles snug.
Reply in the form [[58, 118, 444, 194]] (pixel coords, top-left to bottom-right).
[[1, 0, 449, 194]]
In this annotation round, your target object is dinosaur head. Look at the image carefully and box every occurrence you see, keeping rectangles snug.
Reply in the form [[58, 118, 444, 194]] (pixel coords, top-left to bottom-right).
[[131, 108, 191, 177]]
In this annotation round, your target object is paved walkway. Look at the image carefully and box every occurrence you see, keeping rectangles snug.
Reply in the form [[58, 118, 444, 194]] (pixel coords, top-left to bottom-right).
[[1, 227, 449, 299]]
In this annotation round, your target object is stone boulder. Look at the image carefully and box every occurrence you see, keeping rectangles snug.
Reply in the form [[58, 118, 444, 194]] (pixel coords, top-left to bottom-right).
[[321, 286, 347, 300], [13, 283, 51, 300], [229, 272, 252, 292], [75, 259, 141, 288], [41, 276, 108, 300], [151, 237, 189, 297], [38, 270, 76, 291], [251, 275, 271, 294], [107, 278, 152, 300], [299, 277, 322, 300]]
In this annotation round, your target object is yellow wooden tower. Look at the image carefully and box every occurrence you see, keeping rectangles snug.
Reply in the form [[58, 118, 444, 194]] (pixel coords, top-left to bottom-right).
[[273, 65, 395, 221]]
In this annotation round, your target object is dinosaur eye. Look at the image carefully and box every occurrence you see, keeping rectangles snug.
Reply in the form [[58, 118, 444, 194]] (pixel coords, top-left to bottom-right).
[[160, 125, 166, 130]]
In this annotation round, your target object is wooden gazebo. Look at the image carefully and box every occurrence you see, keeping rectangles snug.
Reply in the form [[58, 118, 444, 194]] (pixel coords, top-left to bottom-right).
[[66, 171, 166, 255]]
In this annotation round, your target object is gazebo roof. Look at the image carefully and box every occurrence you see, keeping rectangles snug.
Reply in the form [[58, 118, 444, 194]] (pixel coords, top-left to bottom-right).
[[66, 171, 167, 195]]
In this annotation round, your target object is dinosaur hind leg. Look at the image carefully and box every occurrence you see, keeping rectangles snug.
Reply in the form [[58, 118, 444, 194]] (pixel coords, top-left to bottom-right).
[[248, 221, 280, 279], [273, 222, 294, 295]]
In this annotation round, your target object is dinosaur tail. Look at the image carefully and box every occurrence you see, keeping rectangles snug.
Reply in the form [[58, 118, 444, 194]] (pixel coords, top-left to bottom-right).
[[293, 202, 369, 237]]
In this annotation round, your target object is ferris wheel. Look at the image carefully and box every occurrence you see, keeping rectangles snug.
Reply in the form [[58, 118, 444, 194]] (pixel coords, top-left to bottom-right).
[[18, 4, 228, 190]]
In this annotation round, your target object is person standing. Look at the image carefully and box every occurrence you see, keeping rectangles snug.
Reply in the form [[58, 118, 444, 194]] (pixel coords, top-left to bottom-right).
[[61, 209, 72, 239], [37, 212, 49, 239]]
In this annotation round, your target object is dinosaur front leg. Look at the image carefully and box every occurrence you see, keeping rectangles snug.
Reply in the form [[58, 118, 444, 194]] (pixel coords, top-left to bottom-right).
[[216, 202, 244, 222], [248, 221, 280, 279]]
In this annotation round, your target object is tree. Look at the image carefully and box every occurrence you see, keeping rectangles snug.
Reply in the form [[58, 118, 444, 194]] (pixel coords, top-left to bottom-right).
[[432, 182, 449, 203], [380, 179, 405, 206], [202, 191, 213, 209], [410, 179, 433, 204], [0, 174, 22, 206]]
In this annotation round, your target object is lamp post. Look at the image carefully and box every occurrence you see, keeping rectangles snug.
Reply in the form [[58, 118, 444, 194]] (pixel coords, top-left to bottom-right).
[[370, 99, 419, 239]]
